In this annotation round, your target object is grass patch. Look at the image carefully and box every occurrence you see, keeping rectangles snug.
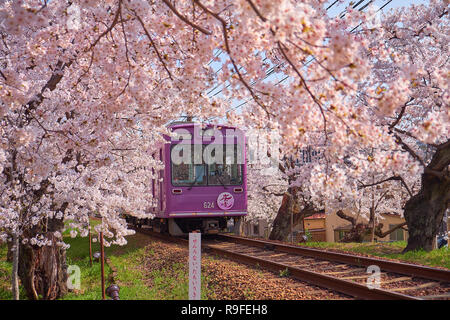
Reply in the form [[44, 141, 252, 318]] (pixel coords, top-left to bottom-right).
[[106, 235, 212, 300], [1, 225, 214, 300], [0, 244, 27, 300], [298, 241, 449, 269], [62, 223, 158, 300], [62, 234, 112, 300], [65, 230, 212, 300]]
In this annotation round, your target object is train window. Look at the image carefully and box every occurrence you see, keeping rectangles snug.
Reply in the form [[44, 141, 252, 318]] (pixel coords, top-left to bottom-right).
[[172, 164, 207, 186], [207, 145, 243, 186], [171, 144, 207, 186], [171, 144, 243, 187]]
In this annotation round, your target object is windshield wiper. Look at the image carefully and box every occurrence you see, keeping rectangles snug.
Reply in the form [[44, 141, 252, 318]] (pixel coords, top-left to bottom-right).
[[188, 173, 204, 190], [214, 169, 228, 189]]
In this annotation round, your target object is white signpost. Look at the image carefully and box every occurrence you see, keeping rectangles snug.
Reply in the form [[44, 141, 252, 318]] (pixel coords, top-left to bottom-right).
[[189, 232, 201, 300]]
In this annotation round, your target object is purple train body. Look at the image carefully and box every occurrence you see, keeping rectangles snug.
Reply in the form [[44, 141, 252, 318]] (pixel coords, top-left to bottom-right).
[[128, 122, 247, 235]]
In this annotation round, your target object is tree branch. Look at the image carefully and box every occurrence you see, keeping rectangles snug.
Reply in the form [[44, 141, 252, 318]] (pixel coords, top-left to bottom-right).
[[194, 0, 273, 118], [161, 0, 212, 35], [358, 175, 413, 197], [393, 133, 426, 167], [374, 221, 407, 238], [246, 0, 267, 22], [277, 41, 328, 141], [336, 209, 356, 226], [133, 11, 173, 81], [388, 97, 413, 130]]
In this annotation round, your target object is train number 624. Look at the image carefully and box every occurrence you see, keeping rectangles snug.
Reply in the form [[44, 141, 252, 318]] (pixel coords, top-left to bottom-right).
[[203, 201, 215, 208]]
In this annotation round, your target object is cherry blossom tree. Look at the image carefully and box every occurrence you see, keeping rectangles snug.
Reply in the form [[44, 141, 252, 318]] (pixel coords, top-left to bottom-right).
[[0, 0, 447, 300], [0, 90, 161, 299], [1, 0, 372, 298], [361, 1, 449, 252], [241, 0, 448, 249], [247, 132, 324, 241], [279, 0, 449, 251], [247, 162, 285, 226], [332, 170, 416, 243], [267, 148, 326, 241]]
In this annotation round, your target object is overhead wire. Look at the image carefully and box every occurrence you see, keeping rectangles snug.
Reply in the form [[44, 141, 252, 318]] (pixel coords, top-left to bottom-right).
[[205, 0, 361, 121], [203, 0, 395, 122]]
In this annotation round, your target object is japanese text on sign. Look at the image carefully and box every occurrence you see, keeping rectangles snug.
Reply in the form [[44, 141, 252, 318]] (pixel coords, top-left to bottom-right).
[[189, 232, 201, 300]]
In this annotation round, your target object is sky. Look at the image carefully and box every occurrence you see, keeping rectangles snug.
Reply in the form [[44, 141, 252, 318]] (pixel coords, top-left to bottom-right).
[[326, 0, 430, 17]]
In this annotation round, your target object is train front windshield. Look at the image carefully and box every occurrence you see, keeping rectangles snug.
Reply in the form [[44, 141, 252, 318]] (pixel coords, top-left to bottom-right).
[[171, 144, 243, 187]]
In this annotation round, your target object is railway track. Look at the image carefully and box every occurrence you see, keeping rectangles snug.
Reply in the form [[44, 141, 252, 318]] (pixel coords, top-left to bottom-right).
[[135, 227, 450, 300]]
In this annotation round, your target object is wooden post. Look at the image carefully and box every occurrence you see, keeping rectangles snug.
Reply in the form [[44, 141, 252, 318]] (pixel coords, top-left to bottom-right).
[[189, 232, 201, 300], [291, 204, 294, 244], [100, 231, 105, 300]]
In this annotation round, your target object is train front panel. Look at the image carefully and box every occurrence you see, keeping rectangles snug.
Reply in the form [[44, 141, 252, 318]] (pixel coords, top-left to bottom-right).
[[162, 123, 247, 234]]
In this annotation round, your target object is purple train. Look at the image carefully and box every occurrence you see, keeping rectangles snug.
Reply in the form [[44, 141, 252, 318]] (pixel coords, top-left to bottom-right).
[[127, 122, 247, 235]]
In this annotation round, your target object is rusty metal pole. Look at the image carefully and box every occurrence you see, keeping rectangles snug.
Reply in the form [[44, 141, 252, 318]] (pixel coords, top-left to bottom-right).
[[89, 226, 93, 267], [100, 231, 105, 300]]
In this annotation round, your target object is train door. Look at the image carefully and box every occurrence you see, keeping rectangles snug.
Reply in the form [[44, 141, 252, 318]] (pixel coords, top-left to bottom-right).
[[152, 153, 156, 214], [159, 147, 164, 213]]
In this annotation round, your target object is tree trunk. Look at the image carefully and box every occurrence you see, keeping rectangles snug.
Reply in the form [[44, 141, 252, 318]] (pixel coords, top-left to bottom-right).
[[7, 240, 13, 262], [11, 234, 20, 300], [18, 218, 68, 300], [403, 139, 450, 253], [369, 208, 376, 243], [269, 187, 321, 241], [269, 190, 294, 241], [234, 216, 244, 236], [370, 188, 376, 243], [403, 172, 450, 252]]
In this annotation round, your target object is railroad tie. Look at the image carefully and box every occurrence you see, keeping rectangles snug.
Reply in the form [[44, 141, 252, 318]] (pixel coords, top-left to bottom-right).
[[320, 264, 351, 271], [341, 273, 387, 280], [251, 253, 272, 258], [323, 268, 366, 275], [310, 261, 332, 266], [287, 261, 331, 269], [379, 277, 412, 285], [294, 258, 317, 263], [264, 253, 290, 259], [236, 249, 260, 254], [422, 293, 450, 300], [289, 264, 310, 268], [390, 282, 439, 292]]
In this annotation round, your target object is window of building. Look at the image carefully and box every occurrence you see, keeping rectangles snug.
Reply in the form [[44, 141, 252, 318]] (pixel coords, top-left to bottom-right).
[[389, 224, 405, 241], [334, 230, 349, 241]]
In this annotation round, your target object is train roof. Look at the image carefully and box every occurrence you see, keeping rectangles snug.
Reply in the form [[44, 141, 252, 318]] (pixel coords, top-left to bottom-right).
[[167, 122, 240, 131]]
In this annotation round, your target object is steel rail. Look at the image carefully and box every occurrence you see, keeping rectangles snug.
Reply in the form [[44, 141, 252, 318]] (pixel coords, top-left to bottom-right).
[[134, 228, 422, 300], [215, 234, 450, 283], [205, 244, 420, 300]]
